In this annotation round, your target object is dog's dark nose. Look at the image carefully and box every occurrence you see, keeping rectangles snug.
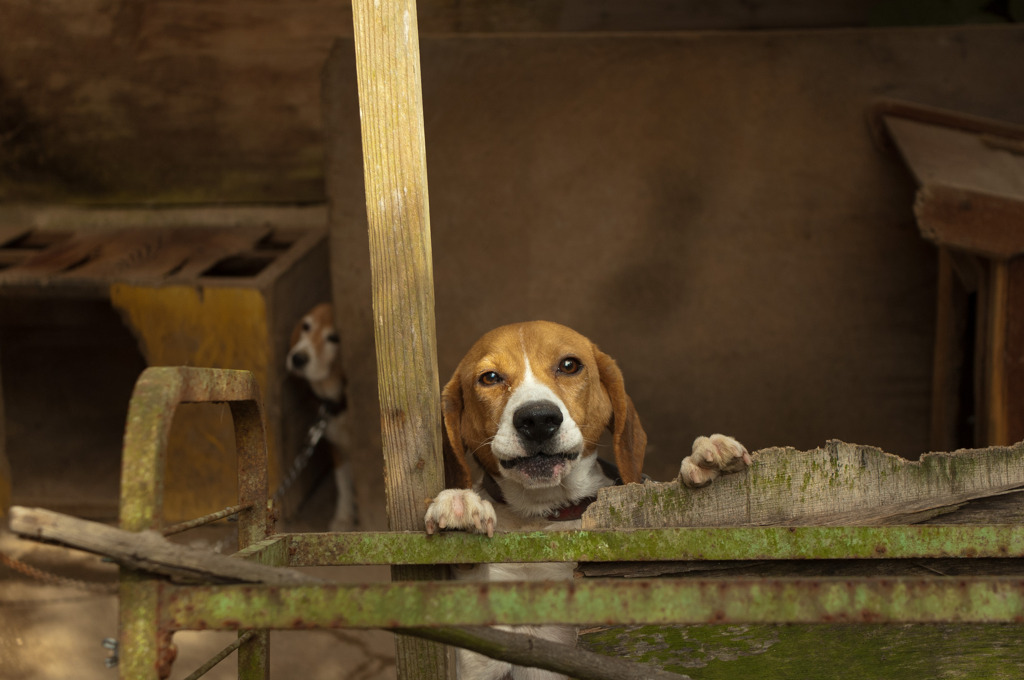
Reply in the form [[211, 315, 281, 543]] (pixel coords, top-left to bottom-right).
[[289, 351, 309, 370], [513, 401, 563, 443]]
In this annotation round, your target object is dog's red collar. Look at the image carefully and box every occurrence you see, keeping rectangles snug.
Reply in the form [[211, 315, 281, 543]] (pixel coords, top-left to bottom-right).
[[479, 458, 625, 522]]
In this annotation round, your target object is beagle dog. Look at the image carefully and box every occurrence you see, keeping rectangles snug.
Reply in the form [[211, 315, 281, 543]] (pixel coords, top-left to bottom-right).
[[286, 302, 355, 531], [424, 320, 750, 680]]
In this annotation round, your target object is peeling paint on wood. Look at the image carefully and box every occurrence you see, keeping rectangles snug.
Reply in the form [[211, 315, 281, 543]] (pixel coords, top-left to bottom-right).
[[110, 285, 273, 522]]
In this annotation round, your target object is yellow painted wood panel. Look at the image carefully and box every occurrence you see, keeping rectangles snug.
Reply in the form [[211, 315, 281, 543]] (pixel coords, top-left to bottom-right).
[[109, 284, 277, 522]]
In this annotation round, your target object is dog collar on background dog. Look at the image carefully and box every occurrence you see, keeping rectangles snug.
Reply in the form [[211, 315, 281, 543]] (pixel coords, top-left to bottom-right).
[[479, 458, 625, 522], [319, 394, 347, 417]]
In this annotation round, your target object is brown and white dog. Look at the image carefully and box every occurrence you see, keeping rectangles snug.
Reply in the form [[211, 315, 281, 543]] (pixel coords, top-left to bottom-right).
[[424, 320, 750, 680], [286, 302, 355, 532]]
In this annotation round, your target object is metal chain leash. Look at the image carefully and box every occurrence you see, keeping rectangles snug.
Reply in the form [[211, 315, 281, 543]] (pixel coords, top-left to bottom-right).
[[273, 403, 331, 502], [0, 548, 117, 594]]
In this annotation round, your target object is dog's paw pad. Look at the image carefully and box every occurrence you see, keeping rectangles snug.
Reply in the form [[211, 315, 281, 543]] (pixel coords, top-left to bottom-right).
[[424, 489, 497, 537], [679, 434, 751, 488]]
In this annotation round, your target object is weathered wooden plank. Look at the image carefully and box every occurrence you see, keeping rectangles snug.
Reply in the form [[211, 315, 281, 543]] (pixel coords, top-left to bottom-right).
[[913, 184, 1024, 259], [5, 229, 123, 276], [882, 109, 1024, 260], [8, 506, 318, 586], [349, 0, 450, 676], [582, 440, 1024, 529], [0, 224, 274, 284], [580, 435, 1024, 677], [885, 116, 1024, 201], [350, 0, 443, 536], [9, 506, 686, 680], [75, 226, 271, 282]]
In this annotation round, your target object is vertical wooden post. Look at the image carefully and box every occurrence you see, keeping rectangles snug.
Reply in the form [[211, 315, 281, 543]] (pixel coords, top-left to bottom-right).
[[980, 258, 1024, 447], [349, 1, 451, 678], [982, 260, 1009, 446]]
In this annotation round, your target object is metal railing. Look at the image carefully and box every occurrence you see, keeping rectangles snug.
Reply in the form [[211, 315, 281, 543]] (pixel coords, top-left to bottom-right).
[[114, 366, 1024, 679]]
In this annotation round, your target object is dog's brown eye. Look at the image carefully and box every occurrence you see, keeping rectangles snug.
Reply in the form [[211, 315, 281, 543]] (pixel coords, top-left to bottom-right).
[[326, 332, 340, 344], [558, 357, 583, 375], [301, 321, 311, 332], [478, 371, 503, 386]]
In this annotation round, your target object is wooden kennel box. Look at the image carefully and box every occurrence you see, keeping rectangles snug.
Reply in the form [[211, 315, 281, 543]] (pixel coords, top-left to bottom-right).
[[0, 207, 330, 521]]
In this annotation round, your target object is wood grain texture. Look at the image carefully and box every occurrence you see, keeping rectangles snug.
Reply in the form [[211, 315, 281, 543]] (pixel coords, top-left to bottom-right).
[[349, 0, 450, 675], [885, 116, 1024, 200], [580, 440, 1024, 675], [582, 440, 1024, 529], [351, 0, 442, 532], [884, 112, 1024, 259], [914, 185, 1024, 259], [983, 261, 1010, 445], [8, 506, 318, 586]]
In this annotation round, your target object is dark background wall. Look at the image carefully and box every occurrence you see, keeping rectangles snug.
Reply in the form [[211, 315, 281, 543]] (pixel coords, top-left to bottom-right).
[[324, 27, 1024, 526]]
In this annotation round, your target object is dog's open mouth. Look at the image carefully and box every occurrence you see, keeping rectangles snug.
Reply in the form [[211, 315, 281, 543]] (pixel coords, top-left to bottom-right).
[[499, 451, 578, 478]]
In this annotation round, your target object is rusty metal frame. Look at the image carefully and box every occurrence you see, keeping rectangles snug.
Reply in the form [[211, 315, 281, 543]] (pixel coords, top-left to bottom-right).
[[157, 576, 1024, 629], [258, 525, 1024, 565], [118, 366, 272, 680], [116, 366, 1024, 680]]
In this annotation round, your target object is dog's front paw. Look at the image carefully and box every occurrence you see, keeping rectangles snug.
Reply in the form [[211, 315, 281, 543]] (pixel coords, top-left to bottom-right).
[[679, 434, 751, 488], [424, 489, 497, 537]]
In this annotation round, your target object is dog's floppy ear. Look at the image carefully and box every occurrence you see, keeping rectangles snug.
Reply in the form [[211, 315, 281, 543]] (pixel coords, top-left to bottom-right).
[[595, 349, 647, 484], [441, 374, 474, 489]]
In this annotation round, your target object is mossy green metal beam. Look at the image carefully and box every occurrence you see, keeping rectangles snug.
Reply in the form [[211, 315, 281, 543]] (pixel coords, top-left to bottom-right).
[[240, 525, 1024, 567], [160, 576, 1024, 630]]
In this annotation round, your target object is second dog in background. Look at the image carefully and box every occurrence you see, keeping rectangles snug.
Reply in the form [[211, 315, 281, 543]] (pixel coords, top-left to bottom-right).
[[286, 302, 355, 531]]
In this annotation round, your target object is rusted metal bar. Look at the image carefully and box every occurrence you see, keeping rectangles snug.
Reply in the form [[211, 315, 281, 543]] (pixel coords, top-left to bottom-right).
[[228, 382, 272, 678], [277, 525, 1024, 567], [161, 577, 1024, 630], [116, 365, 1024, 679], [120, 367, 269, 533], [182, 631, 257, 680], [162, 503, 251, 537], [118, 367, 272, 680]]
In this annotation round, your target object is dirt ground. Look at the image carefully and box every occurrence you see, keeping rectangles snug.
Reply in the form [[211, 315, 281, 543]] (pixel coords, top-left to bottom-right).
[[0, 480, 397, 680]]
